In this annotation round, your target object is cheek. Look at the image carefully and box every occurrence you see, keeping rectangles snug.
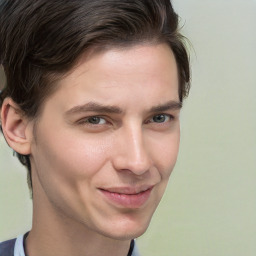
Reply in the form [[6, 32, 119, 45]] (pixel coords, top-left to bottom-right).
[[149, 130, 180, 179], [31, 130, 115, 215], [32, 129, 115, 197]]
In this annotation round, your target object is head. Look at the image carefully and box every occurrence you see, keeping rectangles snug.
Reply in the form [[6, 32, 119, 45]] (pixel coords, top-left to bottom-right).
[[0, 0, 190, 239]]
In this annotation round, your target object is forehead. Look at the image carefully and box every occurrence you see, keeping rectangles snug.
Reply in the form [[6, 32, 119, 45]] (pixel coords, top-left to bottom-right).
[[73, 43, 178, 81], [40, 43, 179, 116]]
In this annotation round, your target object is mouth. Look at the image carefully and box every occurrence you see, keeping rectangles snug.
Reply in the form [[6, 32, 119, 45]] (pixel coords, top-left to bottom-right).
[[99, 186, 154, 208]]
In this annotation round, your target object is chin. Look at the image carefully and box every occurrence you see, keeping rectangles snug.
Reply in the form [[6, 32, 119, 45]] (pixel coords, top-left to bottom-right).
[[98, 214, 153, 241], [104, 226, 149, 241]]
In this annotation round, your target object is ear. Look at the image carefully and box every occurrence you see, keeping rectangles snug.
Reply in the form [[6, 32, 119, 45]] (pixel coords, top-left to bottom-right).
[[1, 97, 32, 155]]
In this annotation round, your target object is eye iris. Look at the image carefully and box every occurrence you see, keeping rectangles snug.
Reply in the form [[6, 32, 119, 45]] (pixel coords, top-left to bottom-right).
[[88, 117, 101, 124], [153, 114, 166, 123]]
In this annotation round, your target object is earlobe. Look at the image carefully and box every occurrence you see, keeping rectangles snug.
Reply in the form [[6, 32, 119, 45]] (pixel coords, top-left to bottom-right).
[[1, 98, 32, 155]]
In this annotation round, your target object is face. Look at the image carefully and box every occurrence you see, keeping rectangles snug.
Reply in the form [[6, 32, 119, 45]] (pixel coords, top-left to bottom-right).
[[29, 43, 181, 240]]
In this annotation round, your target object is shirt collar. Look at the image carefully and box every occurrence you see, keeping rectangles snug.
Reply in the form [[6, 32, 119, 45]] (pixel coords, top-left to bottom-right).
[[14, 233, 140, 256], [14, 234, 25, 256]]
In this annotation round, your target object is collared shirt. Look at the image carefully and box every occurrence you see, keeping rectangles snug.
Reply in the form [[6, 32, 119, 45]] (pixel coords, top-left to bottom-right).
[[10, 233, 140, 256], [14, 234, 25, 256]]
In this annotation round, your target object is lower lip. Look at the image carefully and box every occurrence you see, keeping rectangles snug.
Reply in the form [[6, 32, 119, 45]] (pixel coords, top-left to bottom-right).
[[100, 188, 153, 208]]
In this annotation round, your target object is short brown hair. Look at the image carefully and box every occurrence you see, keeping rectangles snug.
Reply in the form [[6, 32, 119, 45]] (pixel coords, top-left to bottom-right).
[[0, 0, 190, 190]]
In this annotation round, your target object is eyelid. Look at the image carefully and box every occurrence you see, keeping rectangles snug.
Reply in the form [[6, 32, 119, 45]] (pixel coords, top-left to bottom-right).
[[91, 116, 107, 125], [77, 115, 108, 125], [76, 112, 177, 127], [147, 113, 175, 123]]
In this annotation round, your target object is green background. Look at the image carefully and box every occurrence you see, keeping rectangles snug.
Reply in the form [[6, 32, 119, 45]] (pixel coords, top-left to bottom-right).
[[1, 0, 256, 255]]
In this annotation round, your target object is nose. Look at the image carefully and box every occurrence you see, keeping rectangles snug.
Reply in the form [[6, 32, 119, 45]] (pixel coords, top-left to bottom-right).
[[112, 125, 151, 176]]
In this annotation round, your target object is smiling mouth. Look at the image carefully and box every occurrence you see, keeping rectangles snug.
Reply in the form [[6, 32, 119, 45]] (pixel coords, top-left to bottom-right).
[[99, 186, 154, 208]]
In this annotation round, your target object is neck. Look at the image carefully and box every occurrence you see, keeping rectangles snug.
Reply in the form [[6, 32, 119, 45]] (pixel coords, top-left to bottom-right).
[[26, 230, 131, 256]]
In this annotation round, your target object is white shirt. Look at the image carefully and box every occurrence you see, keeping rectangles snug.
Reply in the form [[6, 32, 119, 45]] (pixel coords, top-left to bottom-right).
[[14, 234, 25, 256], [14, 233, 140, 256]]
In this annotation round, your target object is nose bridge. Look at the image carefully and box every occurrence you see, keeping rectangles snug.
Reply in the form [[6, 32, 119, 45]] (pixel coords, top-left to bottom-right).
[[114, 123, 151, 175]]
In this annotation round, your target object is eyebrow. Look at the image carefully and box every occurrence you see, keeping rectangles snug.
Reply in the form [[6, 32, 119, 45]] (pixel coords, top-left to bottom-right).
[[65, 100, 182, 116], [149, 100, 182, 113], [65, 102, 123, 116]]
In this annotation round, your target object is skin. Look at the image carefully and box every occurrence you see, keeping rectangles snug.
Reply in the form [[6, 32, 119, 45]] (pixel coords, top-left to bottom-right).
[[1, 43, 181, 256]]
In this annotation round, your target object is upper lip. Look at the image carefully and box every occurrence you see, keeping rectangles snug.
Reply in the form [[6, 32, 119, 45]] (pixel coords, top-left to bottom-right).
[[99, 185, 154, 195]]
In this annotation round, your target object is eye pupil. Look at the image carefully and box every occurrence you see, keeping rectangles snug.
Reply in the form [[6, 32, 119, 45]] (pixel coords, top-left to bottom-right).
[[88, 117, 100, 124], [153, 114, 166, 123]]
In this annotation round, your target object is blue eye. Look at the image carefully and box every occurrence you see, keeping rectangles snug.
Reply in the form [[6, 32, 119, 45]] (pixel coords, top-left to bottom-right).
[[153, 114, 166, 123], [151, 114, 172, 123], [87, 116, 106, 125]]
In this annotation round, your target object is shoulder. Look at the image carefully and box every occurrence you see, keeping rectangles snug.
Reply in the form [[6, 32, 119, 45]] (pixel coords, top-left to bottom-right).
[[0, 238, 16, 256]]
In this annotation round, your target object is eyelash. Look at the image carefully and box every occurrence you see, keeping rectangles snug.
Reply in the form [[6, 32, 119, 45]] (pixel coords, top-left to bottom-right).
[[78, 114, 174, 126], [147, 114, 174, 124], [78, 116, 108, 125]]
